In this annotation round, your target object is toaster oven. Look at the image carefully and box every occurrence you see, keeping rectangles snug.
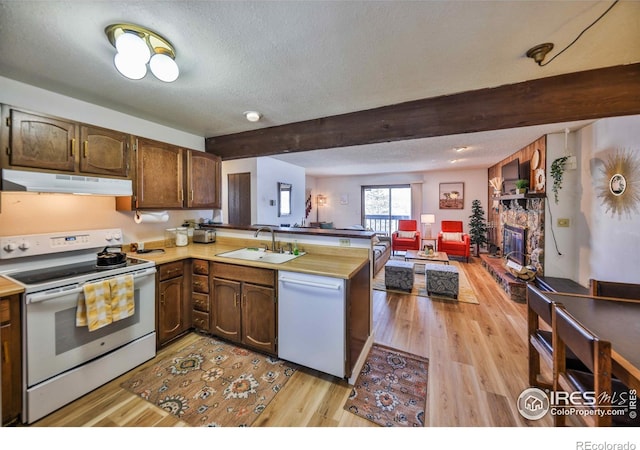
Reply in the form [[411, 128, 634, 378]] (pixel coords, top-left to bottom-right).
[[193, 228, 216, 243]]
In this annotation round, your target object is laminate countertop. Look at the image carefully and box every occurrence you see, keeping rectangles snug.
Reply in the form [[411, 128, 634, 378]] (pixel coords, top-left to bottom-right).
[[0, 276, 25, 297], [0, 243, 370, 297], [131, 242, 370, 280]]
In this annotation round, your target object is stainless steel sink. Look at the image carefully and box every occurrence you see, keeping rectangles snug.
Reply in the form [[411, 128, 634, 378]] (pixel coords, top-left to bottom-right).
[[216, 248, 304, 264]]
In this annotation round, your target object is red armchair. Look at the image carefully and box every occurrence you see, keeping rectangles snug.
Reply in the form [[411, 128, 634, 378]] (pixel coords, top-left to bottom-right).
[[391, 219, 421, 255], [437, 220, 471, 262]]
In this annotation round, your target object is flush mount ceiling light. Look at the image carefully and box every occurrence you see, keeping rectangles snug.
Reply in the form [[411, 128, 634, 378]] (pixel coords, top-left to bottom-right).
[[105, 23, 179, 82], [244, 111, 262, 122], [455, 146, 468, 152]]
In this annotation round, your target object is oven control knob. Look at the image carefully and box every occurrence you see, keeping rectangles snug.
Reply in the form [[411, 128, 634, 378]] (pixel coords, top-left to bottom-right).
[[4, 243, 17, 252], [113, 232, 122, 241], [105, 233, 113, 241], [19, 241, 30, 250]]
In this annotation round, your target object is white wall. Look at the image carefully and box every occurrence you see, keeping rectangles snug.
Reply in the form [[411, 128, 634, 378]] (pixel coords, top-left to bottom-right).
[[580, 115, 640, 285], [255, 158, 306, 226], [221, 157, 306, 226], [314, 168, 488, 232], [544, 115, 640, 286], [544, 131, 580, 279]]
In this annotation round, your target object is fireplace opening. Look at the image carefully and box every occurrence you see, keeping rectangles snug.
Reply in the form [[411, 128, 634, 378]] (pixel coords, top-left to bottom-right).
[[503, 224, 527, 266]]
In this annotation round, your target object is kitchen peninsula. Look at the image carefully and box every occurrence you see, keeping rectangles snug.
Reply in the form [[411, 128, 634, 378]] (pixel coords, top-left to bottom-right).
[[128, 223, 374, 383]]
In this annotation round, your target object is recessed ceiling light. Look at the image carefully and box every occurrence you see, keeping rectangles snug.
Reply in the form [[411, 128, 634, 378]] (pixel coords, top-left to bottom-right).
[[455, 146, 468, 152], [244, 111, 261, 122]]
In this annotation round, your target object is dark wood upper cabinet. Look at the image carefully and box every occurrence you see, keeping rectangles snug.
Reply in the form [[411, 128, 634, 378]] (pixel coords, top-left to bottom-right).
[[134, 137, 184, 209], [79, 125, 130, 177], [117, 138, 221, 210], [186, 150, 221, 209], [3, 107, 130, 178], [6, 108, 76, 172]]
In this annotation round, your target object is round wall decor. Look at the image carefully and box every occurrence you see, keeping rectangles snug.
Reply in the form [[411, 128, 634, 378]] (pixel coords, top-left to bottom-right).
[[596, 149, 640, 219]]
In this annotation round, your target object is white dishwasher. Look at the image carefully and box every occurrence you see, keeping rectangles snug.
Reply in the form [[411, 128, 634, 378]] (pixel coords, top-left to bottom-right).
[[278, 271, 346, 378]]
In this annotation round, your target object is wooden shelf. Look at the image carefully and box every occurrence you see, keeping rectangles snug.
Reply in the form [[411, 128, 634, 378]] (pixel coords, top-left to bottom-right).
[[499, 192, 545, 200]]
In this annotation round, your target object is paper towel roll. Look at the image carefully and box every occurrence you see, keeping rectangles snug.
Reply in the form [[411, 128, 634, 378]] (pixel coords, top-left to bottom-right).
[[134, 211, 169, 224]]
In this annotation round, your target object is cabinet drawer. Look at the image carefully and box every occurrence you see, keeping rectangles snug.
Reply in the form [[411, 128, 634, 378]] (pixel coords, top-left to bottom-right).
[[192, 274, 209, 294], [1, 298, 9, 324], [192, 310, 210, 331], [212, 262, 275, 287], [159, 261, 184, 281], [192, 292, 210, 312], [193, 259, 209, 275]]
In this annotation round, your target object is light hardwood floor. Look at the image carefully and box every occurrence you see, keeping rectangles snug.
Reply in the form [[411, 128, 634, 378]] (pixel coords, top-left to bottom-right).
[[32, 256, 551, 428]]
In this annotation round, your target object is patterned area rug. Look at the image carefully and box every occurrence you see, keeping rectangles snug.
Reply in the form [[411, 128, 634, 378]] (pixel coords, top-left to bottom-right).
[[120, 335, 296, 427], [344, 344, 429, 427], [372, 260, 479, 304]]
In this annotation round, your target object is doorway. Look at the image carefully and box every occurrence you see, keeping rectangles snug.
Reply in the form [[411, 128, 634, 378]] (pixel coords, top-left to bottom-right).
[[228, 172, 251, 225]]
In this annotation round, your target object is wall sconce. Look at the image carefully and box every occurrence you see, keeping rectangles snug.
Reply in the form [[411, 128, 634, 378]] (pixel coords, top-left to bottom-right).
[[420, 213, 435, 239], [316, 194, 327, 222], [105, 23, 179, 82]]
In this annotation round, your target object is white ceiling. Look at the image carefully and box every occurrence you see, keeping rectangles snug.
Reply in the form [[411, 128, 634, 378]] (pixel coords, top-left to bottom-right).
[[0, 1, 638, 176]]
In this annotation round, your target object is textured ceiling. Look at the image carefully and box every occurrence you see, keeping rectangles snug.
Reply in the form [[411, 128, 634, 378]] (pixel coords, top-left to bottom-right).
[[0, 1, 638, 176]]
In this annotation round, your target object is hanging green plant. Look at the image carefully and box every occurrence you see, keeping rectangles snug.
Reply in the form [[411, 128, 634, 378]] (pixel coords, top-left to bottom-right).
[[550, 156, 569, 204]]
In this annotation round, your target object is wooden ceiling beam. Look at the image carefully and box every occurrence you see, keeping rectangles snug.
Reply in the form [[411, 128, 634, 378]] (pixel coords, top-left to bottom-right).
[[205, 63, 640, 160]]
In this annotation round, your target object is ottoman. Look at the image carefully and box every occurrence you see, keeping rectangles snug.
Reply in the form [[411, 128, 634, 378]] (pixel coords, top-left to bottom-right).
[[384, 260, 414, 292], [425, 263, 459, 299]]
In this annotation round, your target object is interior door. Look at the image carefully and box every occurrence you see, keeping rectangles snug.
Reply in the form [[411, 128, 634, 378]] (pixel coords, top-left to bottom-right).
[[228, 172, 251, 225]]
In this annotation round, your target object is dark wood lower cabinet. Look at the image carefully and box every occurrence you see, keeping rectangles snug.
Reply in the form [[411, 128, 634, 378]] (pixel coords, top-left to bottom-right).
[[1, 294, 22, 426], [157, 261, 190, 347], [211, 263, 277, 355]]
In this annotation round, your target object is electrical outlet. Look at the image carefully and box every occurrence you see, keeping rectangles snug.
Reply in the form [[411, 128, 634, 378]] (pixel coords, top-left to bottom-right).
[[339, 238, 351, 247], [557, 218, 570, 227]]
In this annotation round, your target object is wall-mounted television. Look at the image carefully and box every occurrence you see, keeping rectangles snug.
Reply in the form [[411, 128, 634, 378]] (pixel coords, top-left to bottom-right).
[[502, 158, 520, 194]]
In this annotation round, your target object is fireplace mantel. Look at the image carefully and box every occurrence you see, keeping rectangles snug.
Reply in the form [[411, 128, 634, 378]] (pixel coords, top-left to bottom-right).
[[499, 192, 545, 209]]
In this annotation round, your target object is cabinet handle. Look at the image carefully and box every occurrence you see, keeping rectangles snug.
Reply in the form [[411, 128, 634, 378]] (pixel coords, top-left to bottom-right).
[[3, 340, 9, 364], [234, 292, 238, 308], [160, 292, 165, 305], [83, 140, 88, 158], [180, 190, 184, 202], [70, 138, 76, 157], [190, 190, 194, 201]]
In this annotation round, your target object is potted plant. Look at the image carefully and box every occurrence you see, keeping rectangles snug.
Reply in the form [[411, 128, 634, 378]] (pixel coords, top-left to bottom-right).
[[551, 156, 569, 204], [515, 179, 529, 195]]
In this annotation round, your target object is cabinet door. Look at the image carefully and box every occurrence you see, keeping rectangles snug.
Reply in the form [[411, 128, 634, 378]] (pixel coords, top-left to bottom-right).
[[79, 125, 130, 177], [8, 109, 76, 171], [242, 283, 276, 354], [157, 277, 184, 345], [212, 278, 241, 343], [136, 138, 184, 209], [186, 150, 221, 209], [1, 295, 22, 425]]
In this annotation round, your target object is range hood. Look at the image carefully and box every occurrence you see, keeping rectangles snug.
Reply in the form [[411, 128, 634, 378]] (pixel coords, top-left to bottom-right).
[[1, 169, 133, 196]]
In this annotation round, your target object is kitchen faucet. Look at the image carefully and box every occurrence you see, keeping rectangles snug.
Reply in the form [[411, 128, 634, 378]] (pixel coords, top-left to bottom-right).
[[254, 226, 277, 252]]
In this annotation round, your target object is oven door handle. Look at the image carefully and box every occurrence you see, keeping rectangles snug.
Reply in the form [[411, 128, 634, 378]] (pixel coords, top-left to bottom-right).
[[26, 267, 157, 304]]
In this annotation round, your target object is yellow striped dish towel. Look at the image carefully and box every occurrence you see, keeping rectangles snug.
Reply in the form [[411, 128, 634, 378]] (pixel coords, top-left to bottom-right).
[[76, 279, 113, 331], [110, 274, 135, 322]]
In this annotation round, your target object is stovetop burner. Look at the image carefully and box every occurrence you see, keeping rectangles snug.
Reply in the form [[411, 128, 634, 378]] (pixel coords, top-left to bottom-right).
[[6, 257, 152, 286]]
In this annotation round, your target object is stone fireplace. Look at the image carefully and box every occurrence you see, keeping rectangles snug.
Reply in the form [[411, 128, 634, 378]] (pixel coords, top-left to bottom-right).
[[500, 197, 545, 274], [481, 196, 545, 302]]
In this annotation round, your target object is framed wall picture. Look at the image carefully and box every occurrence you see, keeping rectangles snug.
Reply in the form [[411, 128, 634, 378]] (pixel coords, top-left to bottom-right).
[[439, 182, 464, 209]]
